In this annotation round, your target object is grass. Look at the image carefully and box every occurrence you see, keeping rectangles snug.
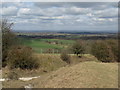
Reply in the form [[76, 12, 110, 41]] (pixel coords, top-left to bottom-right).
[[3, 61, 118, 88], [23, 39, 63, 49], [2, 54, 94, 78], [40, 39, 74, 44], [35, 61, 118, 88], [2, 54, 118, 88], [2, 54, 67, 78], [21, 38, 75, 53]]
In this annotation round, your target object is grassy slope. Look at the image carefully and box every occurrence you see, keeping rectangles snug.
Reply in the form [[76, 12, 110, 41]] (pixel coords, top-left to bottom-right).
[[2, 54, 67, 78], [2, 54, 94, 78], [21, 38, 74, 53], [3, 60, 118, 88], [32, 62, 118, 88]]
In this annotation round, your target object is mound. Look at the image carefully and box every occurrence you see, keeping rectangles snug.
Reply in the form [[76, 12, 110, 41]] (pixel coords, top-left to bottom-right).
[[3, 61, 118, 88], [34, 61, 118, 88]]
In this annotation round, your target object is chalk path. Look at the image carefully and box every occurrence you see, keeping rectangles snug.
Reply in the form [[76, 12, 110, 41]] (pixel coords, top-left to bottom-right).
[[0, 76, 41, 81]]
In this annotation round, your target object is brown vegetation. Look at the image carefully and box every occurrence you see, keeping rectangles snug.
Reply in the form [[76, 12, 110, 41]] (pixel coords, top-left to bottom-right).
[[7, 46, 39, 69], [91, 40, 118, 62], [71, 40, 85, 57]]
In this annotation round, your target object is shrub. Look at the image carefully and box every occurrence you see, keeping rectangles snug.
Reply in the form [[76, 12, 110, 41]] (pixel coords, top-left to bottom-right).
[[106, 40, 119, 62], [7, 71, 19, 80], [60, 52, 71, 64], [91, 41, 114, 62], [7, 46, 39, 70], [71, 40, 85, 57], [2, 19, 19, 67]]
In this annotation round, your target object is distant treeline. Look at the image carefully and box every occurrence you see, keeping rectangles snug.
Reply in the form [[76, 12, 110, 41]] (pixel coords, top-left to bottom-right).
[[17, 34, 117, 40], [58, 31, 117, 34]]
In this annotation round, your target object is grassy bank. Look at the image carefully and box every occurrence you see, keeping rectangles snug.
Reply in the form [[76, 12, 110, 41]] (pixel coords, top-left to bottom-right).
[[2, 54, 96, 78], [3, 61, 118, 88]]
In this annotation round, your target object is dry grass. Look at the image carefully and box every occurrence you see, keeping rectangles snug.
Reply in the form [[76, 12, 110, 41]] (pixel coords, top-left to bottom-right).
[[2, 54, 118, 88], [33, 62, 118, 88], [2, 54, 67, 78]]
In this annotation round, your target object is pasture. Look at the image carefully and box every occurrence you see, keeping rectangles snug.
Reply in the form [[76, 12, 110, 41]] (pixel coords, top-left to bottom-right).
[[21, 38, 75, 53]]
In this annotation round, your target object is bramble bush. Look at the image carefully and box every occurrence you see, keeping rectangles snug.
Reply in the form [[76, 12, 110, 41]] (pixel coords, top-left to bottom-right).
[[2, 19, 19, 67], [91, 40, 116, 62], [60, 51, 71, 64], [106, 40, 119, 62], [7, 45, 39, 70], [71, 40, 85, 57]]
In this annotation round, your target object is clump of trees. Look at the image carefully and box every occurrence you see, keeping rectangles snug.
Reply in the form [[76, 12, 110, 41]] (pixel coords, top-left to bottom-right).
[[71, 40, 85, 57], [91, 40, 118, 62], [2, 19, 39, 69], [70, 39, 118, 63], [106, 40, 119, 62]]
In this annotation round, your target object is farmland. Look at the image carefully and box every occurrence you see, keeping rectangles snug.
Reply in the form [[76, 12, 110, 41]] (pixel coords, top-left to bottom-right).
[[17, 32, 117, 54], [21, 38, 75, 53], [2, 31, 118, 88]]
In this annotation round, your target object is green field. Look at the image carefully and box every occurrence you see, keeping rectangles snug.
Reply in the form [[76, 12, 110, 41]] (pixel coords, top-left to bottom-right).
[[21, 38, 75, 53]]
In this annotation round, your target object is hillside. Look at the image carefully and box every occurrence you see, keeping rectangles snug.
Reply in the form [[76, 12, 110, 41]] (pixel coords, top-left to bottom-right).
[[33, 61, 118, 88], [3, 61, 118, 88]]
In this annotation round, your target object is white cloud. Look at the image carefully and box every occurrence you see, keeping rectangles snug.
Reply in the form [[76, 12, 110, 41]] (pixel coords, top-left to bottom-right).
[[2, 2, 118, 32], [2, 0, 119, 2], [93, 8, 118, 18], [2, 6, 18, 16], [18, 8, 30, 15]]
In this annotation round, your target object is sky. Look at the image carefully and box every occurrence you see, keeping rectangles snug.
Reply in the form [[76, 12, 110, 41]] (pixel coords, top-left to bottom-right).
[[1, 2, 119, 32]]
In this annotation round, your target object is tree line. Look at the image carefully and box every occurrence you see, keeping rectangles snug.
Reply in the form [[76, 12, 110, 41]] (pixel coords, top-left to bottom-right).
[[61, 39, 119, 63]]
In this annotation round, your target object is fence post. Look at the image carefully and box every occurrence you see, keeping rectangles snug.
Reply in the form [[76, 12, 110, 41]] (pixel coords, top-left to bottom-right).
[[41, 49, 42, 54], [53, 49, 54, 54]]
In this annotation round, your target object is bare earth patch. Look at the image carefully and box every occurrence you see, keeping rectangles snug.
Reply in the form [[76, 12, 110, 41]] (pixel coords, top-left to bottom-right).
[[33, 61, 118, 88], [2, 61, 118, 88]]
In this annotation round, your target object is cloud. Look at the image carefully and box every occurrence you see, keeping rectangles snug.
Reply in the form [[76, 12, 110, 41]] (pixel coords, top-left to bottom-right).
[[2, 6, 18, 16], [2, 2, 118, 32], [34, 2, 118, 9], [34, 2, 64, 8], [18, 8, 31, 15], [93, 8, 118, 18]]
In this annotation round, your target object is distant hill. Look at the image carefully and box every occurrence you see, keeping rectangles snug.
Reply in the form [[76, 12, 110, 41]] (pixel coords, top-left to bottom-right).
[[13, 30, 117, 34]]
